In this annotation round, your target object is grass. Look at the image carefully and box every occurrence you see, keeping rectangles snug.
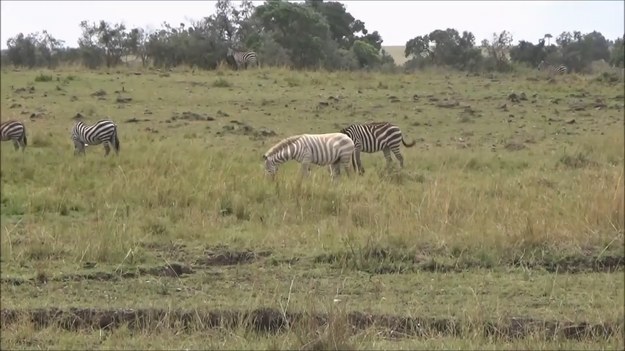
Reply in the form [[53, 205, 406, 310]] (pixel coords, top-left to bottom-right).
[[1, 65, 624, 350]]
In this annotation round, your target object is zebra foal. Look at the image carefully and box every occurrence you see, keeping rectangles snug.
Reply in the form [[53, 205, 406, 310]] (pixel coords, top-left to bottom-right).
[[227, 48, 258, 70], [71, 119, 120, 156], [1, 120, 27, 151], [340, 122, 415, 175], [263, 133, 355, 180], [537, 60, 568, 75]]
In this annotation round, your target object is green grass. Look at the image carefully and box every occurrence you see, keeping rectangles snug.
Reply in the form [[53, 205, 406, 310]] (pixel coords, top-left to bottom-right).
[[1, 65, 624, 349]]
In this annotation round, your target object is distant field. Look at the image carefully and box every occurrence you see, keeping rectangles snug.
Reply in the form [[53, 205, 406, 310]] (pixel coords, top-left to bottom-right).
[[383, 45, 408, 66], [1, 65, 623, 349]]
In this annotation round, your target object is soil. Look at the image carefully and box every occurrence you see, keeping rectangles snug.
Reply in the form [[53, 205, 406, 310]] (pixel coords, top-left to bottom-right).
[[0, 307, 619, 341]]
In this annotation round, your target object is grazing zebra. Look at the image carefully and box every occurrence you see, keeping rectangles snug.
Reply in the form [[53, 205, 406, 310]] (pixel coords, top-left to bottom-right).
[[71, 119, 120, 156], [1, 120, 27, 151], [537, 60, 568, 75], [340, 122, 416, 175], [263, 133, 355, 180], [227, 48, 258, 70]]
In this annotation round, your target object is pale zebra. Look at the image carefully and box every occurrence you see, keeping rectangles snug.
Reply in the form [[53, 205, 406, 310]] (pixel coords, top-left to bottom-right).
[[71, 119, 120, 156], [340, 122, 416, 175], [537, 60, 568, 75], [263, 133, 355, 180], [1, 120, 27, 151], [227, 48, 258, 70]]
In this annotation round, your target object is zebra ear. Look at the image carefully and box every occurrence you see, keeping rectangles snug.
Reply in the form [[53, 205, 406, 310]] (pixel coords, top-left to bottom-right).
[[262, 154, 267, 160]]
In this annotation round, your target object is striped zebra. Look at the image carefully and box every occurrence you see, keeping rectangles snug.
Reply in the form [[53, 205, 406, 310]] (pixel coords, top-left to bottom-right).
[[227, 48, 258, 70], [71, 119, 120, 156], [537, 60, 568, 75], [263, 133, 355, 180], [340, 122, 416, 175], [1, 120, 27, 151]]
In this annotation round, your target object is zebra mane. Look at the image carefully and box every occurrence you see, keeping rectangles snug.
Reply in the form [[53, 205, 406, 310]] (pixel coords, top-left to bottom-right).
[[263, 135, 303, 159]]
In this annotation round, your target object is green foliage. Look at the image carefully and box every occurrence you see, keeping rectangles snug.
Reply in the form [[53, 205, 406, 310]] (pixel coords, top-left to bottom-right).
[[610, 36, 624, 68], [405, 28, 483, 71], [213, 77, 232, 87], [0, 1, 621, 74], [34, 73, 53, 82], [351, 40, 380, 68]]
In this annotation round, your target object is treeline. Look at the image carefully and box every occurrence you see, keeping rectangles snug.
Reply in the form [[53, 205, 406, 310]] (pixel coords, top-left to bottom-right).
[[2, 0, 624, 74]]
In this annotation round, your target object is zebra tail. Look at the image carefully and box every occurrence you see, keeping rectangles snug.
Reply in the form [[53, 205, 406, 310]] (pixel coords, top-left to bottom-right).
[[114, 133, 120, 153], [402, 137, 416, 148]]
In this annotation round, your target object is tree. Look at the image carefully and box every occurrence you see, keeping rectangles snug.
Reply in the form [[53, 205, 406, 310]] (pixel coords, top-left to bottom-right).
[[124, 27, 150, 67], [351, 39, 379, 68], [610, 35, 624, 67], [6, 31, 65, 68], [544, 33, 552, 46], [78, 20, 127, 68], [486, 30, 513, 71], [254, 0, 332, 68]]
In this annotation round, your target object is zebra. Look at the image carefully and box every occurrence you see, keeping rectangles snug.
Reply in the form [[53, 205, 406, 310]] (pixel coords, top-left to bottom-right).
[[1, 120, 27, 151], [227, 48, 258, 70], [71, 119, 120, 156], [537, 60, 568, 75], [339, 122, 416, 175], [263, 133, 355, 180]]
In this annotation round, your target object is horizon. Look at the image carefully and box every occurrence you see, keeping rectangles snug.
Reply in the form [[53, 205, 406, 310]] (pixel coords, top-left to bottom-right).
[[1, 1, 623, 50]]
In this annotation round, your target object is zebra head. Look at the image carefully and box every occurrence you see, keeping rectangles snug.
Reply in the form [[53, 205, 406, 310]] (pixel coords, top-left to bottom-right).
[[262, 154, 277, 179], [537, 60, 547, 71]]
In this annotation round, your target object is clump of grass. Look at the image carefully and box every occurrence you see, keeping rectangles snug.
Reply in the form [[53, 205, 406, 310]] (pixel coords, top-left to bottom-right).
[[213, 78, 232, 87], [559, 151, 598, 169], [34, 73, 53, 82]]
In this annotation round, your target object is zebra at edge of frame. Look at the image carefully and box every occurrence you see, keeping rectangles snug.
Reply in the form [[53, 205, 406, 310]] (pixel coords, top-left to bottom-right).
[[1, 120, 27, 152]]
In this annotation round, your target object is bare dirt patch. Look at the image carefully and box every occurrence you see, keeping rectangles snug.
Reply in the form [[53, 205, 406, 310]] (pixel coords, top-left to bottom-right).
[[1, 263, 194, 285], [0, 308, 619, 341], [195, 249, 271, 266], [314, 249, 624, 274]]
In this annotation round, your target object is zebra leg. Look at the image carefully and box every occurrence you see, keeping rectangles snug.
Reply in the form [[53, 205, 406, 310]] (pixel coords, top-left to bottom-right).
[[330, 162, 342, 180], [12, 140, 19, 151], [392, 147, 405, 168], [382, 148, 394, 169], [103, 143, 111, 156], [354, 148, 365, 175], [341, 157, 352, 178]]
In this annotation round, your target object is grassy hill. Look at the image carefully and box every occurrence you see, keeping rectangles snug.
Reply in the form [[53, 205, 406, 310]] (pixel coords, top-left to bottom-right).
[[383, 45, 408, 65]]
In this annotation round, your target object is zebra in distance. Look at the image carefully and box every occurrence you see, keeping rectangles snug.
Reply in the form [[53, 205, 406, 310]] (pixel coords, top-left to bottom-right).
[[71, 119, 120, 156], [1, 120, 27, 152], [537, 60, 568, 75], [340, 122, 416, 175], [227, 48, 258, 70], [263, 133, 355, 180]]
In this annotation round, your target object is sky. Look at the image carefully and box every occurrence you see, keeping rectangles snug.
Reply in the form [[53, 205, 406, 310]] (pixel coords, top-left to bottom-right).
[[1, 1, 623, 50]]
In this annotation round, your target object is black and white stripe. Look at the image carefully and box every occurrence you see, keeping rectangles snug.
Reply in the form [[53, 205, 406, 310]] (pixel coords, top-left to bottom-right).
[[1, 120, 27, 151], [227, 48, 258, 70], [71, 119, 120, 156], [537, 60, 568, 75], [263, 133, 355, 180], [340, 122, 416, 175]]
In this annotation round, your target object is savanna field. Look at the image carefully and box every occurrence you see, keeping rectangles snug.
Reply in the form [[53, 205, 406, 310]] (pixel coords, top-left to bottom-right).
[[0, 64, 624, 350]]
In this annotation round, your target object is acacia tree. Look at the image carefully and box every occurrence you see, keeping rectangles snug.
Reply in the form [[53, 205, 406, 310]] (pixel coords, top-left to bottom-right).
[[6, 31, 65, 68]]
